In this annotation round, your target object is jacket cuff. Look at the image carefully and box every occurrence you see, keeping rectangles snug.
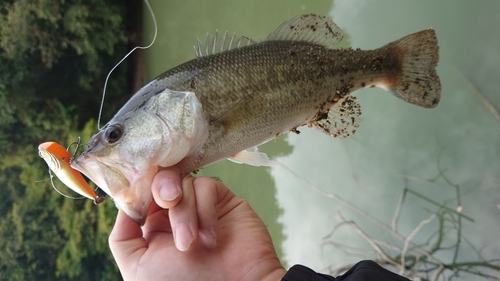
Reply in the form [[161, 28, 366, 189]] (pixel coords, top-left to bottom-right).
[[281, 264, 335, 281]]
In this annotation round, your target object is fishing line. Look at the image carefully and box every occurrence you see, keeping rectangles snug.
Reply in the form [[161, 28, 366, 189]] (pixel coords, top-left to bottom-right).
[[97, 0, 158, 129], [35, 178, 51, 183]]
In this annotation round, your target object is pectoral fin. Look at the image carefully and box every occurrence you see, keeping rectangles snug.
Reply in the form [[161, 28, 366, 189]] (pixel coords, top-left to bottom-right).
[[310, 95, 361, 139], [228, 147, 275, 167]]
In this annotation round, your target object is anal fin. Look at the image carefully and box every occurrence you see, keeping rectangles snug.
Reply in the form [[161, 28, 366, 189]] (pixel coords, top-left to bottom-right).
[[310, 95, 361, 139]]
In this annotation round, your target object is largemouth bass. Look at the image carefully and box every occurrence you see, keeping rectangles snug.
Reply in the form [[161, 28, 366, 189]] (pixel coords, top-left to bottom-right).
[[72, 14, 440, 224]]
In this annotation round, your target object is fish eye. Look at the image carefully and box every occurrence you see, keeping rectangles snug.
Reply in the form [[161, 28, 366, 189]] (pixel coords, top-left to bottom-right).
[[104, 125, 124, 145]]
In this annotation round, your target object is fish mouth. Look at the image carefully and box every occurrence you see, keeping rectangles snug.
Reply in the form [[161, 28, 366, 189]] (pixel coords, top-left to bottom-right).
[[71, 154, 113, 194], [71, 153, 155, 225]]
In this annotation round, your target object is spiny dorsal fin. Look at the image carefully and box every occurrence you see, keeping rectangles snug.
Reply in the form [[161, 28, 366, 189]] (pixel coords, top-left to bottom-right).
[[266, 14, 344, 48], [310, 95, 361, 139], [194, 30, 257, 58]]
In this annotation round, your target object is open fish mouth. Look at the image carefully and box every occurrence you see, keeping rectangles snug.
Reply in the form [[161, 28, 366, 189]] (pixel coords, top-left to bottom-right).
[[71, 154, 116, 196], [71, 152, 157, 225]]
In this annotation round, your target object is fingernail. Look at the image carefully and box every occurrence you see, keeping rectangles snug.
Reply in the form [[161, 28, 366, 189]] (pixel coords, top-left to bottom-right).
[[200, 229, 217, 249], [159, 183, 180, 201], [175, 224, 193, 251]]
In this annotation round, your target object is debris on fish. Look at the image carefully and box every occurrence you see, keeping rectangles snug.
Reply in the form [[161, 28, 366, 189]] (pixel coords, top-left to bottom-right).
[[39, 142, 105, 204], [71, 14, 441, 224]]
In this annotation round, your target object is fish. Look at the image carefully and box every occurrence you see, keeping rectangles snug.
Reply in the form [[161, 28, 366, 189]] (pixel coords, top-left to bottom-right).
[[71, 14, 441, 224], [38, 142, 105, 204]]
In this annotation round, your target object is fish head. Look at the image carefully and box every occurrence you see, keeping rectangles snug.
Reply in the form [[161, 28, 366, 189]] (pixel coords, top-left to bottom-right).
[[72, 89, 208, 224]]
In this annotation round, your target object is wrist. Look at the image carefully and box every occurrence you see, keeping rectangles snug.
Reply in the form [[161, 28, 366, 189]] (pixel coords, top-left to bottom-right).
[[261, 267, 287, 281], [240, 259, 286, 281]]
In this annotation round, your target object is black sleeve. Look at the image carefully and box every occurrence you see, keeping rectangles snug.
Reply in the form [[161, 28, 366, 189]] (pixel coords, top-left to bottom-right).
[[281, 264, 335, 281], [281, 260, 410, 281]]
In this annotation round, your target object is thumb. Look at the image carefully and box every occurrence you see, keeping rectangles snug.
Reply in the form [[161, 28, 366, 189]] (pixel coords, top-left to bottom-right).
[[109, 210, 147, 268]]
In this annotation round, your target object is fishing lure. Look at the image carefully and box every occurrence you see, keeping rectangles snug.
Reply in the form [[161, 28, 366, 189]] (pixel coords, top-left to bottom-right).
[[38, 141, 105, 204]]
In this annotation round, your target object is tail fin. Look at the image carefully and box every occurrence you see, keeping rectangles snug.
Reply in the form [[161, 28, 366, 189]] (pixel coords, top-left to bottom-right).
[[386, 29, 441, 108]]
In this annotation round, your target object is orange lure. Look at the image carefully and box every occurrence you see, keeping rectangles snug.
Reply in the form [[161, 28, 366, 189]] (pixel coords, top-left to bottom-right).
[[38, 142, 102, 203]]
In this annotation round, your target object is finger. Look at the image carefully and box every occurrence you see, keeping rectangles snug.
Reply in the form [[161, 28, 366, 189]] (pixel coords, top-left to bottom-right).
[[152, 166, 183, 209], [147, 195, 163, 217], [143, 199, 171, 235], [193, 177, 219, 249], [109, 210, 147, 270], [169, 175, 198, 251]]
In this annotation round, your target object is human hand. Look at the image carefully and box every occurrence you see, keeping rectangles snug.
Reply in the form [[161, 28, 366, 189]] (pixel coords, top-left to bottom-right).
[[109, 167, 286, 281]]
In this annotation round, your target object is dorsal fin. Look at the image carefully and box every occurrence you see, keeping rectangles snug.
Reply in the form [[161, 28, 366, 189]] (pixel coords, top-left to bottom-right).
[[265, 14, 344, 48], [194, 30, 258, 58]]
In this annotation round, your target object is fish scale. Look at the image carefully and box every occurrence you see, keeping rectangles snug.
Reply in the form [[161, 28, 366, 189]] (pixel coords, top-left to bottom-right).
[[160, 41, 401, 170]]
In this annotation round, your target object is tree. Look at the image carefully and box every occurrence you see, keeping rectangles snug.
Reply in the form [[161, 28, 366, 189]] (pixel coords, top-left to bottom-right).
[[0, 0, 136, 279]]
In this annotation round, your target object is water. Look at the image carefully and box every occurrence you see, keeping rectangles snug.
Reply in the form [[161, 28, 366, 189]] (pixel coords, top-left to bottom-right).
[[143, 0, 500, 279]]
